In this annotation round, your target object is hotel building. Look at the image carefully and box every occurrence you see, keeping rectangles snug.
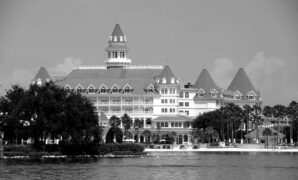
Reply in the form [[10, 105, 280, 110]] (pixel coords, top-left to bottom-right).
[[32, 24, 262, 145]]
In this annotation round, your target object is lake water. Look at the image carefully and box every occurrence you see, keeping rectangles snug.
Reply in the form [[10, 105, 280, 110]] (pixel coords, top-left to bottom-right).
[[1, 152, 298, 180]]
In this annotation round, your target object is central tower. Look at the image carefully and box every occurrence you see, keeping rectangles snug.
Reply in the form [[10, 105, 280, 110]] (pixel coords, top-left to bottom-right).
[[105, 24, 131, 69]]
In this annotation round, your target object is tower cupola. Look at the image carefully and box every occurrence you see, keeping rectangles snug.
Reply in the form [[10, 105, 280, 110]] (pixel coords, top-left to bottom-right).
[[105, 24, 131, 69]]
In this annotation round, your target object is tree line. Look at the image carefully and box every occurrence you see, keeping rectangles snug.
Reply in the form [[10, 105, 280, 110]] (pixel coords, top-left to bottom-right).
[[193, 102, 298, 143]]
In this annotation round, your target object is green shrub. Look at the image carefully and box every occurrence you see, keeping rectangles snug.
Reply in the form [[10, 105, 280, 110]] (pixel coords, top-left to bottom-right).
[[4, 151, 27, 157], [4, 144, 32, 154], [112, 151, 147, 156], [28, 151, 49, 158]]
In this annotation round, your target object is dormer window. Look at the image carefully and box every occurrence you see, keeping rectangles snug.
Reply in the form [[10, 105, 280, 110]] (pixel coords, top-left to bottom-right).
[[112, 52, 118, 58], [76, 86, 83, 94], [162, 77, 166, 84], [112, 86, 119, 93], [234, 91, 242, 100], [88, 86, 95, 94], [114, 36, 117, 41], [248, 95, 255, 100], [124, 36, 126, 42], [197, 89, 205, 97], [65, 86, 71, 93], [120, 36, 123, 42], [109, 36, 113, 41], [156, 78, 160, 84], [100, 86, 107, 94], [147, 85, 155, 93], [124, 86, 131, 93], [210, 89, 218, 97], [37, 78, 42, 85], [171, 78, 175, 84]]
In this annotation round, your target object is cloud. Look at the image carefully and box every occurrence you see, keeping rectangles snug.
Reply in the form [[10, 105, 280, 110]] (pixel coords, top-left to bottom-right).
[[210, 53, 298, 105], [211, 58, 236, 88], [49, 57, 82, 76], [0, 57, 83, 96]]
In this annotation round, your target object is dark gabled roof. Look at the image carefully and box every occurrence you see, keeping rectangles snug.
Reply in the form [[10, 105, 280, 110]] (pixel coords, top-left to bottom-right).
[[32, 66, 52, 85], [111, 24, 124, 37], [227, 68, 257, 96], [194, 68, 219, 92], [155, 65, 179, 85], [56, 68, 163, 94]]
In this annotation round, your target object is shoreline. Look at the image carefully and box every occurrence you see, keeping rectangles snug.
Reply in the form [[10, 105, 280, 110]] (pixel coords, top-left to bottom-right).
[[144, 148, 298, 153]]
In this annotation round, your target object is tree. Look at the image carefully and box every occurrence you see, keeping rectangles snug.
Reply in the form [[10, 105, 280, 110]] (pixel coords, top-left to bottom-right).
[[243, 105, 254, 136], [287, 101, 298, 143], [165, 131, 177, 146], [106, 126, 123, 143], [121, 113, 132, 139], [133, 118, 144, 142], [263, 128, 272, 147], [109, 115, 121, 127]]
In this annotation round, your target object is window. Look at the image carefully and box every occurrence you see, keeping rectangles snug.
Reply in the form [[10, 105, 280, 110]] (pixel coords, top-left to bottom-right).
[[162, 77, 166, 84], [161, 99, 168, 104], [88, 86, 95, 94], [170, 108, 175, 113], [100, 86, 107, 93], [161, 122, 165, 127], [165, 122, 168, 127], [180, 92, 184, 98], [120, 36, 123, 42], [185, 92, 189, 98], [112, 52, 118, 58], [65, 86, 71, 92], [235, 95, 241, 100], [170, 99, 175, 104], [37, 78, 42, 85], [179, 102, 183, 106], [171, 78, 175, 84], [169, 88, 176, 94], [77, 86, 83, 94], [248, 95, 255, 100], [171, 122, 174, 127], [185, 102, 189, 107], [112, 86, 119, 93], [161, 88, 168, 94], [185, 111, 189, 115], [216, 100, 220, 106], [120, 52, 125, 58], [108, 52, 111, 58], [211, 92, 217, 97], [114, 36, 117, 41], [161, 108, 168, 113], [124, 86, 130, 93], [198, 91, 204, 97]]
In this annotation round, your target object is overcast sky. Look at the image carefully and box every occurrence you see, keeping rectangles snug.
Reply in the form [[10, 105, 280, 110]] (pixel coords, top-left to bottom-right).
[[0, 0, 297, 106]]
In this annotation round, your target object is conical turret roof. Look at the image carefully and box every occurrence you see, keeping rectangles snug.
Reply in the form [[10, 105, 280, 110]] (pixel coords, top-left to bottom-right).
[[194, 68, 219, 92], [156, 65, 179, 85], [227, 68, 256, 95], [32, 66, 52, 85], [111, 24, 124, 37]]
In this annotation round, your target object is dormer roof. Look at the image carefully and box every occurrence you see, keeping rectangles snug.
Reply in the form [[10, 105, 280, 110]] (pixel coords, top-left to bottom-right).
[[111, 24, 124, 38], [227, 68, 257, 96]]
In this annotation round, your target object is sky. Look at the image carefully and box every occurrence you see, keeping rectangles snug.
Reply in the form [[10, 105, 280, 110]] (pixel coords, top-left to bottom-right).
[[0, 0, 297, 106]]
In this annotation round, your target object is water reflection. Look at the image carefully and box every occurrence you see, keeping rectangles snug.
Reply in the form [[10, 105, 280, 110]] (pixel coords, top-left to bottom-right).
[[1, 152, 298, 180]]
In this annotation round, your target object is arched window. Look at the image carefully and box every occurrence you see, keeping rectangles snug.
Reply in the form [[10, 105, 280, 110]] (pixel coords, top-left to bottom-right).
[[180, 92, 184, 98], [114, 36, 117, 41], [198, 90, 204, 97], [185, 92, 189, 98], [119, 36, 123, 42], [171, 78, 175, 84], [161, 122, 165, 127]]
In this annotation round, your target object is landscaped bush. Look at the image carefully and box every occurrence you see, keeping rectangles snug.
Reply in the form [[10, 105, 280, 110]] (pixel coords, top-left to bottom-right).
[[44, 144, 60, 152], [97, 143, 145, 154], [3, 151, 27, 157], [4, 144, 32, 154], [28, 151, 49, 158], [112, 151, 147, 156]]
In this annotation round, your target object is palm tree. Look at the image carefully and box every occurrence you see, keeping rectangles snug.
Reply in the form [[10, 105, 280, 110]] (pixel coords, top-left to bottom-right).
[[287, 101, 298, 143], [167, 131, 177, 147], [243, 105, 254, 137], [133, 118, 143, 142], [253, 105, 262, 143]]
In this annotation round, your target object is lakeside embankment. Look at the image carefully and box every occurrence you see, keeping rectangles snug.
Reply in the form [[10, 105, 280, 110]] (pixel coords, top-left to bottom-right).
[[145, 148, 298, 153]]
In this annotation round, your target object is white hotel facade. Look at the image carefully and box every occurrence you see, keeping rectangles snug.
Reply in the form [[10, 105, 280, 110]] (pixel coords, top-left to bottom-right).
[[33, 24, 262, 144]]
